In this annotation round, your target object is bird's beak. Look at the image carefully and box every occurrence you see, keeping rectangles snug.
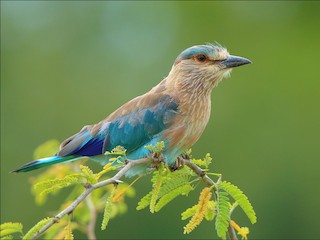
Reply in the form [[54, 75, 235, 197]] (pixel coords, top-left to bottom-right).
[[220, 55, 252, 69]]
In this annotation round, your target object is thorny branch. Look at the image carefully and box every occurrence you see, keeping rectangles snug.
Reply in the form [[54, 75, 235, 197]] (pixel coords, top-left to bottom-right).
[[31, 157, 152, 240], [32, 156, 238, 240]]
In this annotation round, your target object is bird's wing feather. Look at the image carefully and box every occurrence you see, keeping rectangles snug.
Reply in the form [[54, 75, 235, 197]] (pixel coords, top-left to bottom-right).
[[103, 95, 178, 153], [57, 95, 179, 157], [58, 126, 92, 156]]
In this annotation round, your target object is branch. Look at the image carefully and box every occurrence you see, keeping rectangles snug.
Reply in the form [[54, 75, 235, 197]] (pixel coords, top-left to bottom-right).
[[181, 158, 215, 187], [31, 156, 238, 240], [31, 157, 152, 240], [181, 158, 238, 240], [85, 194, 97, 240], [228, 223, 238, 240]]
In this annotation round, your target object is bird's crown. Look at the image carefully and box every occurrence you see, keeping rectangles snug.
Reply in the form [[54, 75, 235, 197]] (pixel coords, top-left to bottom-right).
[[174, 43, 228, 64]]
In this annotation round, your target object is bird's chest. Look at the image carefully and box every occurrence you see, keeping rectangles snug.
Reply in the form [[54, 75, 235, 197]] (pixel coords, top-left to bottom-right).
[[164, 97, 211, 150], [183, 99, 211, 141]]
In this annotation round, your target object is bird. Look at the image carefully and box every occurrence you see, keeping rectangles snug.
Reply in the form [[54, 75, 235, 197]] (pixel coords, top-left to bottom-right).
[[13, 43, 251, 175]]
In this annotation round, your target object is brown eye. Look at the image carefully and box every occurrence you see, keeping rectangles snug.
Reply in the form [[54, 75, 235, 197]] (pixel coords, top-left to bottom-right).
[[196, 54, 207, 62]]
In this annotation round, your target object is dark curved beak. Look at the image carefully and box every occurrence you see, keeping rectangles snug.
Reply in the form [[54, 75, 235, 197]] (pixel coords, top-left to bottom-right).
[[220, 55, 252, 68]]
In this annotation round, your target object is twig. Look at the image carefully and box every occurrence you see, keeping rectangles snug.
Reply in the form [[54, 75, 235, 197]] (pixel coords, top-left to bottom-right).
[[228, 223, 238, 240], [31, 157, 152, 240], [181, 158, 215, 187], [181, 158, 238, 240], [85, 195, 97, 240]]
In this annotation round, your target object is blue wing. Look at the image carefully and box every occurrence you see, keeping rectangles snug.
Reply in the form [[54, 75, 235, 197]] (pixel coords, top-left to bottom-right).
[[57, 95, 179, 158]]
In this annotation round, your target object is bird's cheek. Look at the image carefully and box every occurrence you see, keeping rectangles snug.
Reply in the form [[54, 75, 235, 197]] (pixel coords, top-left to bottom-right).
[[210, 65, 221, 73]]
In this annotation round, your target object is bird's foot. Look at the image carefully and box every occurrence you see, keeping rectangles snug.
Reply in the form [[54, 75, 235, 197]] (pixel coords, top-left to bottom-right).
[[149, 152, 165, 169], [180, 152, 191, 160], [170, 156, 185, 172]]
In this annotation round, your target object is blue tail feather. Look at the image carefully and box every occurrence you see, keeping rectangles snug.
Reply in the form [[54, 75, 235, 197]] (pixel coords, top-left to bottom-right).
[[12, 155, 80, 173]]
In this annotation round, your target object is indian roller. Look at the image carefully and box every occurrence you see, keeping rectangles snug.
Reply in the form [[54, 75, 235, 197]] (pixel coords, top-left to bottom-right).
[[13, 43, 251, 174]]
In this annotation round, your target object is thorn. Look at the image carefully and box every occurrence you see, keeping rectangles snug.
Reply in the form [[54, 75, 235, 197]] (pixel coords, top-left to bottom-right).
[[114, 179, 123, 184]]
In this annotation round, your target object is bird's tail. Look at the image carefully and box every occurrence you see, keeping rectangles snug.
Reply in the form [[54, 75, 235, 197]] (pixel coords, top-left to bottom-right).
[[12, 155, 79, 173]]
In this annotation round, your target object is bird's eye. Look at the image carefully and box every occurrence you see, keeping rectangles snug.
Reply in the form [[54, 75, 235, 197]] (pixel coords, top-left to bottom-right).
[[196, 54, 207, 62]]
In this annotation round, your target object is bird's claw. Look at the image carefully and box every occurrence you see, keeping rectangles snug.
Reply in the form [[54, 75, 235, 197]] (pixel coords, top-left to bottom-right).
[[180, 153, 191, 160], [170, 156, 185, 172], [149, 152, 165, 169]]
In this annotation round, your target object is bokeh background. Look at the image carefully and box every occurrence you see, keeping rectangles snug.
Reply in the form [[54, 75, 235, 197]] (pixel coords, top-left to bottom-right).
[[1, 1, 320, 239]]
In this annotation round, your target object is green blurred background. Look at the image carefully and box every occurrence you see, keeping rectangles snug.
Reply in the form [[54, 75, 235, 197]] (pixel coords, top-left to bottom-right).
[[1, 1, 320, 239]]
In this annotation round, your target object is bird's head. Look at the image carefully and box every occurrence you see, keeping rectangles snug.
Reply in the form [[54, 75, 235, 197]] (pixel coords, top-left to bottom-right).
[[167, 43, 251, 93]]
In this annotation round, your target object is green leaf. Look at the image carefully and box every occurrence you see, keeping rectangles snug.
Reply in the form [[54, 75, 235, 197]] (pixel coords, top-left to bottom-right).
[[220, 181, 257, 224], [64, 222, 74, 240], [101, 187, 116, 230], [215, 190, 230, 240], [181, 204, 198, 220], [23, 218, 53, 240], [157, 169, 191, 197], [104, 145, 126, 156], [155, 184, 193, 212], [1, 235, 13, 240], [150, 163, 165, 213], [137, 165, 192, 211], [144, 141, 165, 153], [33, 174, 83, 204], [136, 192, 152, 210], [204, 153, 212, 167], [183, 148, 192, 156], [80, 165, 97, 184], [205, 200, 216, 221], [0, 222, 23, 238], [190, 153, 212, 168]]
